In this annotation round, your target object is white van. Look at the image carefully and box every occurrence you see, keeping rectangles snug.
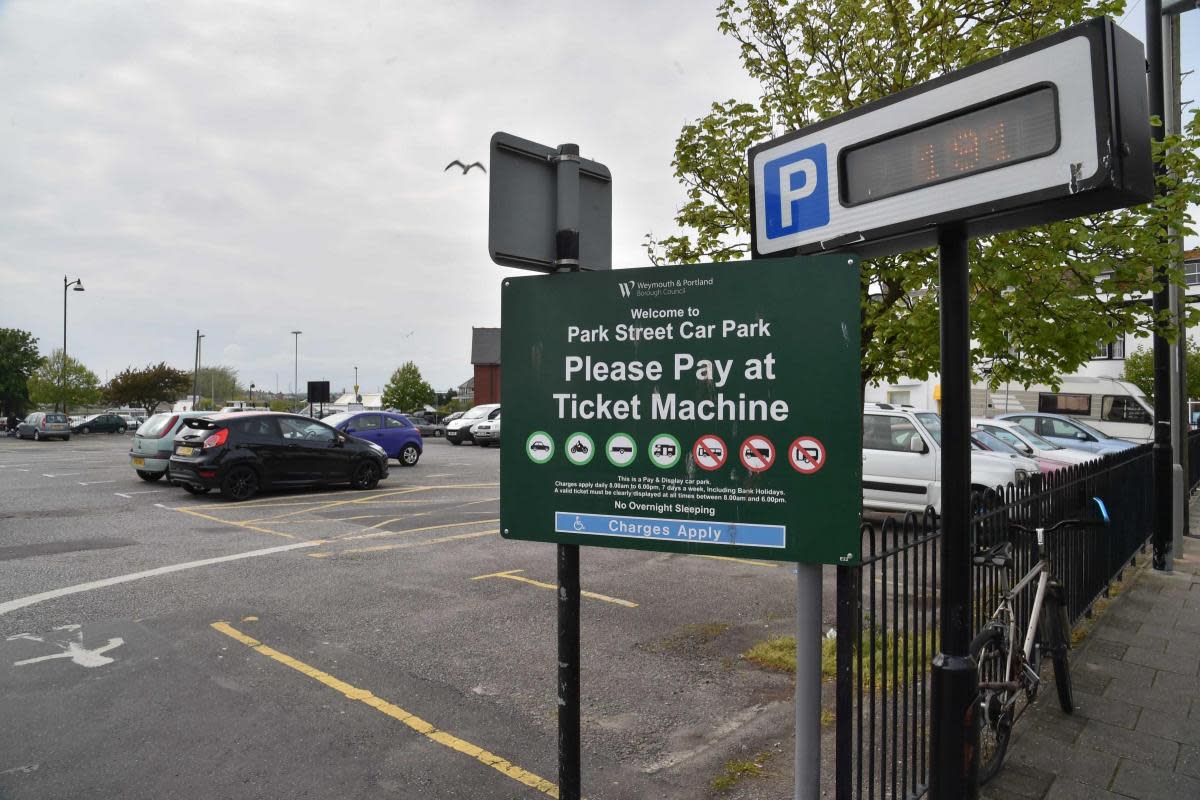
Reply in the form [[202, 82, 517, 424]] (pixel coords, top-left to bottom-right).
[[975, 376, 1151, 442]]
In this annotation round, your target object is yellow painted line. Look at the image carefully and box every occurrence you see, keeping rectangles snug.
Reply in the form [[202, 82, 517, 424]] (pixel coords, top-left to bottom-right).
[[471, 570, 638, 608], [695, 554, 780, 568], [172, 506, 298, 540], [312, 529, 496, 558], [210, 622, 557, 797], [337, 518, 500, 542], [243, 487, 427, 523]]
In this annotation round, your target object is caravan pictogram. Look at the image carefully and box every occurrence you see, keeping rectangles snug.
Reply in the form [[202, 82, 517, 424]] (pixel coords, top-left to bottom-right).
[[788, 436, 826, 474], [692, 435, 728, 472]]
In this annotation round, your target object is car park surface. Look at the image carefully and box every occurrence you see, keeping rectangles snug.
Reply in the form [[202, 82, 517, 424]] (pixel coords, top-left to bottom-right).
[[0, 431, 834, 799]]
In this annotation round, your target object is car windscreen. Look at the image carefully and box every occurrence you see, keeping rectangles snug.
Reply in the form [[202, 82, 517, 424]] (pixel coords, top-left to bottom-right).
[[462, 405, 495, 420], [972, 430, 1021, 456], [1068, 417, 1109, 439], [915, 412, 941, 445], [320, 412, 354, 428], [137, 414, 176, 437], [45, 413, 68, 423]]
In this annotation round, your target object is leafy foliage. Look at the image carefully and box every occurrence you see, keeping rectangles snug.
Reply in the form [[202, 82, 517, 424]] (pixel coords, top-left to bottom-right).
[[27, 349, 101, 411], [0, 328, 43, 418], [193, 365, 243, 406], [650, 1, 1200, 391], [1122, 341, 1200, 401], [105, 362, 192, 415], [381, 361, 435, 411]]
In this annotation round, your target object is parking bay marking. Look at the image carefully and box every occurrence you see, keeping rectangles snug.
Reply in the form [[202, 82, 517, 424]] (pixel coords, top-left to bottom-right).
[[335, 518, 500, 542], [172, 506, 300, 540], [209, 621, 559, 797], [0, 540, 325, 616], [472, 570, 638, 608], [310, 529, 497, 558]]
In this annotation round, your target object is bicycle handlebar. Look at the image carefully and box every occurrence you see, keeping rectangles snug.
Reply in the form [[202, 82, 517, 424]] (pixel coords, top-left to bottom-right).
[[1005, 496, 1110, 535]]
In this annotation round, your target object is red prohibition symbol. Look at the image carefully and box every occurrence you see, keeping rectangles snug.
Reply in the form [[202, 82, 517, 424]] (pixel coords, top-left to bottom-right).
[[788, 436, 826, 474], [692, 435, 728, 471]]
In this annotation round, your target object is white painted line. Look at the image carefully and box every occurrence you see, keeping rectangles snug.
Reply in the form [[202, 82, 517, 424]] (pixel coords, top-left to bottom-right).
[[78, 480, 117, 486], [0, 540, 325, 616], [41, 473, 81, 478], [115, 493, 131, 499], [114, 490, 163, 498]]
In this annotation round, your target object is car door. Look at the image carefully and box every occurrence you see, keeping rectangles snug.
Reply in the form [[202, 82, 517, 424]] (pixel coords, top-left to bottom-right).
[[232, 417, 290, 484], [276, 417, 326, 482], [379, 415, 412, 458], [282, 416, 349, 483], [1034, 416, 1101, 452], [862, 413, 938, 512], [345, 414, 384, 451]]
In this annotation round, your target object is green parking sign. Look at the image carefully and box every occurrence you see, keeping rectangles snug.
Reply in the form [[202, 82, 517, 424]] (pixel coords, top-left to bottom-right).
[[500, 257, 862, 564]]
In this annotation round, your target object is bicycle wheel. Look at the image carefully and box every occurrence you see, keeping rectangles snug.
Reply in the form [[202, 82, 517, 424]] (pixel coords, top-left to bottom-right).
[[1043, 584, 1074, 713], [972, 625, 1014, 784]]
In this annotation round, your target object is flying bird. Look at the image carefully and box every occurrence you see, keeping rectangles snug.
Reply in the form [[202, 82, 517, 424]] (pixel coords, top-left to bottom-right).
[[444, 159, 486, 174]]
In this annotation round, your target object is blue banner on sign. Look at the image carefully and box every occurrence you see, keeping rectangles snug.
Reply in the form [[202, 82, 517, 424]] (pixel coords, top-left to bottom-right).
[[763, 143, 829, 240], [554, 512, 786, 549]]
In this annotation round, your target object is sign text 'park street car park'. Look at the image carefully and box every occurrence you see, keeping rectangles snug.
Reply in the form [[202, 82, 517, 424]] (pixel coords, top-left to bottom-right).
[[500, 258, 861, 564]]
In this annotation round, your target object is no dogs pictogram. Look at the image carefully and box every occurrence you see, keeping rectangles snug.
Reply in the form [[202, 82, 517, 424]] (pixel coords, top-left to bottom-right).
[[788, 436, 826, 474], [739, 436, 776, 473], [692, 435, 727, 471]]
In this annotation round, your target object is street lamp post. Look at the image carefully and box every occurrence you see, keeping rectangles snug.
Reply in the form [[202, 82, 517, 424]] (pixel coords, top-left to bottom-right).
[[192, 331, 205, 409], [354, 365, 359, 402], [291, 331, 303, 411], [62, 276, 85, 415]]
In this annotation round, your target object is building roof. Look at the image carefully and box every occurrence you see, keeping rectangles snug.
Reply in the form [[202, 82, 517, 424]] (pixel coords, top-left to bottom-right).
[[471, 327, 500, 365], [458, 377, 475, 392]]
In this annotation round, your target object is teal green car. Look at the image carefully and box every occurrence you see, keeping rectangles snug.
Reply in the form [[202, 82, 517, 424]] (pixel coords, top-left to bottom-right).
[[130, 411, 211, 481]]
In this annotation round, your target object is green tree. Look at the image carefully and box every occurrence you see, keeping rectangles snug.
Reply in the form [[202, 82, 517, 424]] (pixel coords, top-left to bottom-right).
[[27, 349, 101, 412], [1123, 341, 1200, 401], [193, 365, 243, 406], [381, 361, 435, 411], [0, 328, 43, 419], [104, 362, 192, 416], [650, 0, 1200, 392]]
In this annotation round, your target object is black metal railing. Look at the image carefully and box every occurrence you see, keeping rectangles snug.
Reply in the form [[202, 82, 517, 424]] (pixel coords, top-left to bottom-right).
[[835, 443, 1157, 800]]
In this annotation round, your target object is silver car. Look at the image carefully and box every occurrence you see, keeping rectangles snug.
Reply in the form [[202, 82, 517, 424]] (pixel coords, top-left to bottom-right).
[[130, 411, 211, 481], [16, 412, 71, 441]]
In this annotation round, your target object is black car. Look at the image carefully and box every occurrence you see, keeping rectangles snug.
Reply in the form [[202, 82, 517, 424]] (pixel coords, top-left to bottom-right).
[[167, 412, 389, 501], [73, 413, 128, 434]]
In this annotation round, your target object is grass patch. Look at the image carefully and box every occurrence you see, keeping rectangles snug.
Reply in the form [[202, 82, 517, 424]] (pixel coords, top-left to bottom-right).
[[712, 751, 773, 791], [743, 630, 933, 690]]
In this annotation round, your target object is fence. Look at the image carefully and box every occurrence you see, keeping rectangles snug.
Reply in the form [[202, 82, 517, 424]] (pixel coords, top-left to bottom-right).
[[835, 442, 1160, 800]]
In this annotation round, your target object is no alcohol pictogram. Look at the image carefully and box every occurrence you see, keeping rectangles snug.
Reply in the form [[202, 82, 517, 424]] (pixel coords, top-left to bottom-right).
[[788, 436, 826, 474], [739, 436, 776, 473], [692, 435, 728, 471]]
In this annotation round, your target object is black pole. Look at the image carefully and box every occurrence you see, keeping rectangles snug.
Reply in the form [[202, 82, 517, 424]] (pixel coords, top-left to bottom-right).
[[555, 142, 582, 800], [62, 276, 68, 415], [1147, 0, 1173, 570], [929, 222, 978, 799]]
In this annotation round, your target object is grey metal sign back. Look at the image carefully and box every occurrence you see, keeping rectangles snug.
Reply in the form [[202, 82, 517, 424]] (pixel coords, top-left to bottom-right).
[[489, 132, 612, 271]]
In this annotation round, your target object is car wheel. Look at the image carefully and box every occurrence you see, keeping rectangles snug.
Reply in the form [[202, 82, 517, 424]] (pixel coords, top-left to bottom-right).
[[81, 426, 90, 434], [136, 470, 163, 482], [63, 435, 70, 441], [222, 467, 260, 501], [352, 460, 381, 489], [436, 430, 444, 437], [399, 443, 420, 467], [449, 437, 462, 446], [182, 484, 210, 495], [33, 430, 40, 441], [117, 427, 126, 434]]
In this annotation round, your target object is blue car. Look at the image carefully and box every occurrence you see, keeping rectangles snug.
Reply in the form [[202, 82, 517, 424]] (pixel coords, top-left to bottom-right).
[[321, 410, 423, 466], [997, 413, 1136, 455]]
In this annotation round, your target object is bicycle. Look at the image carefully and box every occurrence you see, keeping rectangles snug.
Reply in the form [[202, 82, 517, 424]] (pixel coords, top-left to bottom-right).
[[971, 496, 1110, 783]]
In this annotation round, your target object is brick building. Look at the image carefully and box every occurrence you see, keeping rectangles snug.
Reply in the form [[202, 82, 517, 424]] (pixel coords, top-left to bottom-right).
[[470, 327, 501, 405]]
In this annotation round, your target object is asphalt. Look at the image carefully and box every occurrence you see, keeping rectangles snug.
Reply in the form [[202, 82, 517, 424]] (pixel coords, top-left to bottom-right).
[[0, 432, 822, 799], [983, 508, 1200, 799]]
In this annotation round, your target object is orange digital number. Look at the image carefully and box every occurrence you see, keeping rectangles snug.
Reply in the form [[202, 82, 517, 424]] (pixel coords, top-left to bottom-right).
[[952, 129, 980, 173], [985, 121, 1010, 163]]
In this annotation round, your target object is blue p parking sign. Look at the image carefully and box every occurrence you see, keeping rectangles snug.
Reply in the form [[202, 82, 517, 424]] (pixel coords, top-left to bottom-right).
[[762, 143, 829, 241]]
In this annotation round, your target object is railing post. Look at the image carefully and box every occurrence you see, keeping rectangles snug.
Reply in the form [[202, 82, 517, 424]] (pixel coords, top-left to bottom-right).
[[835, 563, 858, 800]]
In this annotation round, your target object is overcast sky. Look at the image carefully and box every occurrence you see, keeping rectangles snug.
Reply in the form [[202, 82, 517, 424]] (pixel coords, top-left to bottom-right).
[[0, 2, 1195, 396]]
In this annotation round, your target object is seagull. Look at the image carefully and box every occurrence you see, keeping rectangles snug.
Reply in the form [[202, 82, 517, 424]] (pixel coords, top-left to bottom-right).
[[444, 159, 486, 174]]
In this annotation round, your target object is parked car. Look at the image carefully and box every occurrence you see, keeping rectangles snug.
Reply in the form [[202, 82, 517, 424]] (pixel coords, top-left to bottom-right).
[[403, 414, 445, 438], [16, 412, 72, 441], [168, 412, 389, 501], [73, 413, 129, 434], [862, 404, 1031, 514], [971, 417, 1098, 467], [129, 411, 211, 481], [472, 414, 501, 446], [442, 411, 465, 426], [970, 428, 1059, 474], [322, 410, 423, 466], [997, 412, 1136, 454], [445, 404, 500, 445]]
